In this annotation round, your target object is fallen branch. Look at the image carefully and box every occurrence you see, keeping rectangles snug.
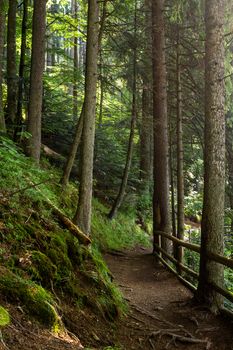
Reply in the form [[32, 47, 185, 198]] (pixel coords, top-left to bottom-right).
[[9, 179, 51, 197], [46, 200, 91, 246], [26, 179, 91, 246]]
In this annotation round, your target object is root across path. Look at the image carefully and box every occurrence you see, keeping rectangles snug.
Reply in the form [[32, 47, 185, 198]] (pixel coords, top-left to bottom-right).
[[104, 247, 233, 350]]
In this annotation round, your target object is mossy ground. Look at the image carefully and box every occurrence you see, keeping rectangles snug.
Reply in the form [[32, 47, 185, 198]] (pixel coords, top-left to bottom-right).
[[0, 136, 150, 340]]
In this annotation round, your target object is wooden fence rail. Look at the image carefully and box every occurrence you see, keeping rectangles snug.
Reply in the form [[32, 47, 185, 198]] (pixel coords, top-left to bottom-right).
[[154, 230, 233, 307]]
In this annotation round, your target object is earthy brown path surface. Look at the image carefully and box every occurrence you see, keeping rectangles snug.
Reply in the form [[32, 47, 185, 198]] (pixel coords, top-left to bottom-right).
[[105, 247, 233, 350]]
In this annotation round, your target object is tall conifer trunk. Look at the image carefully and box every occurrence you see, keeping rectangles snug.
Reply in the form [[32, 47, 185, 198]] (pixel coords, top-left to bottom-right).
[[6, 0, 17, 125], [73, 0, 99, 233], [0, 0, 6, 132], [152, 0, 171, 254], [14, 0, 28, 140], [73, 0, 79, 122], [196, 0, 225, 313], [139, 0, 153, 197], [26, 0, 47, 162], [176, 26, 184, 271]]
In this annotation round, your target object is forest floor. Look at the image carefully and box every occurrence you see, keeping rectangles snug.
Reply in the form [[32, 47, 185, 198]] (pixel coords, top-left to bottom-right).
[[104, 247, 233, 350], [1, 247, 233, 350]]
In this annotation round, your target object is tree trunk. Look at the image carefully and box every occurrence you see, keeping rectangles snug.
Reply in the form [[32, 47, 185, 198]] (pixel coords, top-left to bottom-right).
[[196, 0, 225, 313], [60, 105, 84, 188], [0, 0, 6, 132], [98, 49, 104, 127], [108, 2, 137, 220], [26, 0, 47, 163], [14, 0, 28, 140], [226, 130, 233, 231], [176, 26, 184, 272], [73, 0, 79, 122], [169, 126, 176, 239], [152, 0, 171, 254], [108, 94, 137, 220], [6, 0, 17, 126], [73, 0, 99, 234], [139, 0, 153, 197]]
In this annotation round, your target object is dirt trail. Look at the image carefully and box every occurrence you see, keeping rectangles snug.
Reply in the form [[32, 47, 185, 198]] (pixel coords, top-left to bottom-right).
[[105, 247, 233, 350]]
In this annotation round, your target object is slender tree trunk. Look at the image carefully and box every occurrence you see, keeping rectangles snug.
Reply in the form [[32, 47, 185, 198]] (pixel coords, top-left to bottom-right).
[[14, 0, 28, 140], [176, 26, 184, 272], [108, 93, 137, 220], [196, 0, 225, 313], [6, 0, 17, 125], [73, 0, 99, 233], [98, 49, 104, 127], [61, 0, 108, 190], [108, 2, 137, 220], [169, 127, 176, 239], [139, 0, 152, 197], [152, 0, 171, 254], [0, 0, 6, 132], [73, 0, 78, 122], [60, 105, 84, 188], [25, 0, 47, 163], [226, 131, 233, 231]]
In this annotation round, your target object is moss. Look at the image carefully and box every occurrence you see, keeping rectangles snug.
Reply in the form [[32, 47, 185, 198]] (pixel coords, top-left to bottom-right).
[[96, 295, 120, 321], [0, 306, 10, 327], [0, 267, 61, 328], [30, 251, 57, 285], [50, 231, 68, 253], [47, 247, 73, 280], [66, 236, 83, 265]]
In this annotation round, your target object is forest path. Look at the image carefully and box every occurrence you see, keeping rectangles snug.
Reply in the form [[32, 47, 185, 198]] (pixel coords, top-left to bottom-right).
[[104, 247, 233, 350]]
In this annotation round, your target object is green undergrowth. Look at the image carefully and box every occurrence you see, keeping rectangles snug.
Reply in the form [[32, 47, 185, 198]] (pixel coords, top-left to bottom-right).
[[0, 136, 150, 333], [92, 198, 151, 251]]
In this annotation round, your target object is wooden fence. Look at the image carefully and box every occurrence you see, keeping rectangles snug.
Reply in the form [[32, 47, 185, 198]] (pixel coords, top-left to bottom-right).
[[154, 230, 233, 313]]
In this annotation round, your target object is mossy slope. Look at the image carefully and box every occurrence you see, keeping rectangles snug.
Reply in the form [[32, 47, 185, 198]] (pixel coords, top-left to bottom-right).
[[0, 136, 127, 331]]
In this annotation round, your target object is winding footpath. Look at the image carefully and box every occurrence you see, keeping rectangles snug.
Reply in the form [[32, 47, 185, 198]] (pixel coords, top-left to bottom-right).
[[105, 247, 233, 350]]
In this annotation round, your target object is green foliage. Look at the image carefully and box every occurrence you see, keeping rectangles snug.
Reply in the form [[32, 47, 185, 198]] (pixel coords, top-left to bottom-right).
[[184, 191, 202, 222], [92, 199, 151, 251], [0, 306, 10, 327]]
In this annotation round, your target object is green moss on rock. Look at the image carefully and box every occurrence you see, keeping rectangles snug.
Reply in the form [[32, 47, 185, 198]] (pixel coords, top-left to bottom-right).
[[0, 267, 61, 328]]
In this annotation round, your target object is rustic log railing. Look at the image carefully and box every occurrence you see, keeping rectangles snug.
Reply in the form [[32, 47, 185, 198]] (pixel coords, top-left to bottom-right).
[[154, 230, 233, 309]]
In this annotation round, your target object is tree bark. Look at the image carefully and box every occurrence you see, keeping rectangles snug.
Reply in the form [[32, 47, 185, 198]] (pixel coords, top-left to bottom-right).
[[6, 0, 17, 125], [14, 0, 28, 140], [108, 94, 137, 220], [176, 26, 184, 272], [60, 105, 84, 188], [73, 0, 79, 123], [152, 0, 171, 254], [26, 0, 47, 163], [0, 0, 6, 132], [73, 0, 99, 233], [196, 0, 225, 313], [139, 0, 153, 198], [169, 126, 176, 239]]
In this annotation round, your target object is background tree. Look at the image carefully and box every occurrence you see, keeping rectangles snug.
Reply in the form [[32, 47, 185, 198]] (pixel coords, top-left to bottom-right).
[[26, 0, 47, 162], [0, 0, 7, 132], [14, 0, 29, 140], [6, 0, 17, 126]]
